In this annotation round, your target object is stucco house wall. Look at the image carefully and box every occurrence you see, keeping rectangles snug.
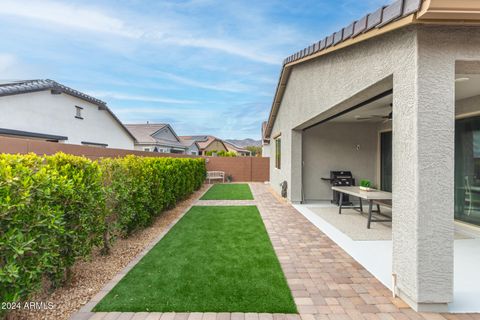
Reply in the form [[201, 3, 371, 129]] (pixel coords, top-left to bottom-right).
[[268, 25, 480, 311], [262, 143, 271, 158], [152, 126, 178, 142], [0, 90, 134, 149], [204, 140, 227, 153], [133, 144, 174, 152], [302, 122, 378, 201], [185, 143, 199, 155], [269, 26, 415, 200]]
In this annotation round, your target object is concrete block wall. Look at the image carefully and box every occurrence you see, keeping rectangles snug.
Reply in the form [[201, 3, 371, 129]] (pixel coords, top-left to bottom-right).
[[0, 136, 269, 182]]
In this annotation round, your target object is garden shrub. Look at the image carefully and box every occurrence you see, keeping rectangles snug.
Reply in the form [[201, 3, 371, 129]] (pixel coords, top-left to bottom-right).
[[0, 154, 63, 304], [0, 153, 105, 307], [0, 153, 205, 309], [101, 156, 205, 236], [44, 153, 106, 285]]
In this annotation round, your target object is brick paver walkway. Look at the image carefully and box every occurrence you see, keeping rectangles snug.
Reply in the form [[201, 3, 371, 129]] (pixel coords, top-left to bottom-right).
[[71, 183, 479, 320], [249, 184, 479, 320]]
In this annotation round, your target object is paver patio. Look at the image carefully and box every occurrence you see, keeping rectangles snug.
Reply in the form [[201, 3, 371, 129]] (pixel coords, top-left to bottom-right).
[[71, 183, 480, 320]]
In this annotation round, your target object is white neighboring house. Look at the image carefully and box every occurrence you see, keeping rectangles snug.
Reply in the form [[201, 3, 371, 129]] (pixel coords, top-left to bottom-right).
[[126, 123, 191, 154], [179, 138, 201, 155], [0, 79, 135, 149]]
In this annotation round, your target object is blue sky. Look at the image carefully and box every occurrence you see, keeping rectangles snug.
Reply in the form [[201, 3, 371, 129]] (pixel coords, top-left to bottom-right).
[[0, 0, 389, 139]]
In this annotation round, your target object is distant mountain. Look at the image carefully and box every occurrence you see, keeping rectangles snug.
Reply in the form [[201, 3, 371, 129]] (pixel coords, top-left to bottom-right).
[[225, 138, 261, 147]]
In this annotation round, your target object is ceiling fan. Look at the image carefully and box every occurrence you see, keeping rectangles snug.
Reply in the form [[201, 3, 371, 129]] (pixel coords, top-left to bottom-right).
[[355, 104, 392, 123]]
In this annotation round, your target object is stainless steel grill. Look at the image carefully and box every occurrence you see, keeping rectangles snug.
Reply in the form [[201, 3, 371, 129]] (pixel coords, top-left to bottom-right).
[[321, 171, 355, 205]]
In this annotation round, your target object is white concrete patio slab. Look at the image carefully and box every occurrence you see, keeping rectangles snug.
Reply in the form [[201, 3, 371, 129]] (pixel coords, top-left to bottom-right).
[[293, 203, 480, 313]]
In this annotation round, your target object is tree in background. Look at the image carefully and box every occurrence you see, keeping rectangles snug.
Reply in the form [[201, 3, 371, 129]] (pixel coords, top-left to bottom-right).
[[246, 146, 262, 157], [204, 150, 237, 157]]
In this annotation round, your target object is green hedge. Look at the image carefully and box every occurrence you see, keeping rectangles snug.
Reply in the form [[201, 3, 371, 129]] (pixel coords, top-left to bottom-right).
[[0, 153, 205, 308], [102, 156, 205, 236]]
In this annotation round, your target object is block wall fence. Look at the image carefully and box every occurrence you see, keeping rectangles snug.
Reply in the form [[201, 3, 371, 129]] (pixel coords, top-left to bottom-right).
[[0, 136, 269, 182]]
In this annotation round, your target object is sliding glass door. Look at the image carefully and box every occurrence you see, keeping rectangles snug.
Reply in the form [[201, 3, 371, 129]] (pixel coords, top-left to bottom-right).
[[380, 131, 393, 192], [455, 116, 480, 226]]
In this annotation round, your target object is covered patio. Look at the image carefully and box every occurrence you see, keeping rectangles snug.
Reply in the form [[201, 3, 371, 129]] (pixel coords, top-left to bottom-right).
[[292, 63, 480, 312]]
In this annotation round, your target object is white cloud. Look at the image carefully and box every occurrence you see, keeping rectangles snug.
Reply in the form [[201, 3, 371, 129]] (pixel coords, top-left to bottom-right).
[[163, 37, 281, 65], [88, 91, 197, 104], [113, 107, 216, 125], [0, 0, 284, 65], [0, 53, 38, 80], [0, 54, 16, 72], [0, 1, 141, 38], [154, 71, 252, 93]]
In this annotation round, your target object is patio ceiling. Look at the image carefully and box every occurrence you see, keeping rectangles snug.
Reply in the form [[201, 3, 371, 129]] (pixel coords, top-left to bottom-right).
[[456, 73, 480, 101], [330, 94, 392, 123], [325, 74, 480, 124]]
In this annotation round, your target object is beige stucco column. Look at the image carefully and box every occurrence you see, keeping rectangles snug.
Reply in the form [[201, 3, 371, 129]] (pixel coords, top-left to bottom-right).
[[290, 129, 303, 203], [392, 34, 455, 312]]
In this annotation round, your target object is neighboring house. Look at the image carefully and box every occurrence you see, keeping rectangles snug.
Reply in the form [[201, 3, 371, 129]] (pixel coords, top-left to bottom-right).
[[223, 141, 251, 156], [179, 135, 228, 155], [0, 79, 135, 149], [179, 138, 201, 155], [126, 123, 188, 154], [261, 121, 271, 157], [262, 0, 480, 313]]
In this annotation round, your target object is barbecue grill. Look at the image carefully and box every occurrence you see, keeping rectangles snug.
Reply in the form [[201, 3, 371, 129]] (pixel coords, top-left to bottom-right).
[[321, 171, 355, 205]]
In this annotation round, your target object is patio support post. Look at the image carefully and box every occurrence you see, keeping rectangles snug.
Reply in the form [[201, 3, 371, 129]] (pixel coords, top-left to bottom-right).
[[391, 35, 455, 312], [290, 129, 303, 203]]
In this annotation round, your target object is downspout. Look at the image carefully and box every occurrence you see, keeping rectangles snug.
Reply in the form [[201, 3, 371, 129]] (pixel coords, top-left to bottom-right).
[[301, 129, 305, 204]]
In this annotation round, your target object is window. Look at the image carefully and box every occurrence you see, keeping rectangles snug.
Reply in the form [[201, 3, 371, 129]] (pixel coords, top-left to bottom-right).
[[275, 136, 281, 169], [455, 116, 480, 226], [75, 106, 83, 119], [144, 148, 150, 152]]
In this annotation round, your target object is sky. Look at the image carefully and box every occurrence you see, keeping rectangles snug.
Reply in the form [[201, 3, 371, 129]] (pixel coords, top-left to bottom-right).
[[0, 0, 390, 140]]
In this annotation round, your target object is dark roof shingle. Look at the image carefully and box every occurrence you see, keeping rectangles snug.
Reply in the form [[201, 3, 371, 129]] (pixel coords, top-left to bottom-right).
[[283, 0, 422, 65], [0, 79, 106, 107], [0, 79, 136, 142]]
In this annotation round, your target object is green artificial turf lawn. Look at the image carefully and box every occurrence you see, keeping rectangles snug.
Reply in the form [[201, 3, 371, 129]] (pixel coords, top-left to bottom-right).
[[94, 206, 296, 313], [200, 183, 254, 200]]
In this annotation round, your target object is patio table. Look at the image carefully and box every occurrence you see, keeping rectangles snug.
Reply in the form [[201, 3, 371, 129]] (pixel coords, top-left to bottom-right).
[[332, 186, 392, 229]]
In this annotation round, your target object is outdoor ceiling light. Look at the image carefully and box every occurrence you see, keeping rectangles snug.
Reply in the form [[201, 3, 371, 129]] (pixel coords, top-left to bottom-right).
[[455, 77, 470, 83]]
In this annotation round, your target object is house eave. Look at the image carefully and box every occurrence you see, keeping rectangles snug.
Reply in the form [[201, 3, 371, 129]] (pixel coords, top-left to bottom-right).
[[264, 0, 480, 139], [417, 0, 480, 21]]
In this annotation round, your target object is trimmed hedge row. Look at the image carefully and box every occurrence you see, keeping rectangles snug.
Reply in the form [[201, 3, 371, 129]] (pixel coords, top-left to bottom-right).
[[102, 156, 205, 237], [0, 153, 205, 307]]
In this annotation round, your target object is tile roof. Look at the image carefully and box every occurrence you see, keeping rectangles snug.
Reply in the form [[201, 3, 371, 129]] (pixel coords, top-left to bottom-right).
[[223, 141, 250, 154], [179, 135, 225, 150], [264, 0, 424, 140], [126, 123, 187, 149], [125, 124, 168, 143], [282, 0, 422, 66], [0, 79, 136, 142], [0, 79, 106, 106], [179, 137, 199, 148]]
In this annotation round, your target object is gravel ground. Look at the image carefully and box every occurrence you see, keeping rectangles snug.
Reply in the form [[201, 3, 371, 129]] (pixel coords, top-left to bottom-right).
[[8, 185, 209, 320]]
